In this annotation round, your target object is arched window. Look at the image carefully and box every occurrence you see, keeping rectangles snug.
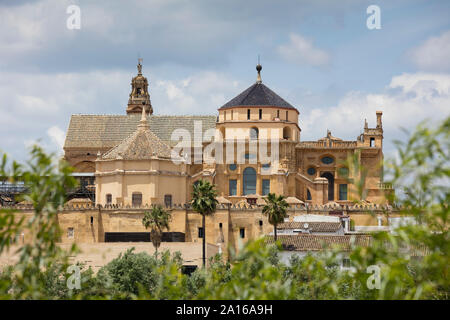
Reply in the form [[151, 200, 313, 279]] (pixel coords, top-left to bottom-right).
[[132, 192, 142, 207], [321, 172, 335, 201], [307, 189, 312, 200], [250, 127, 258, 140], [283, 127, 291, 140], [243, 167, 257, 195]]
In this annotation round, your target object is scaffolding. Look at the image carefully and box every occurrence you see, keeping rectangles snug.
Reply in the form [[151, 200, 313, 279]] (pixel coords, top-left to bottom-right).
[[0, 173, 96, 205], [0, 181, 27, 205], [67, 173, 96, 202]]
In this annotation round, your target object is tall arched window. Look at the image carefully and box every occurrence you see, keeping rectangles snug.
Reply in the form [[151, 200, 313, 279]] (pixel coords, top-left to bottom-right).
[[243, 167, 257, 195], [321, 172, 335, 201], [250, 127, 258, 140]]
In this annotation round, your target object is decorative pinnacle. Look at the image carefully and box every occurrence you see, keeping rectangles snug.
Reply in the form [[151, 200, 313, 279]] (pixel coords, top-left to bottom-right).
[[137, 58, 143, 75], [138, 106, 149, 129], [256, 63, 262, 83]]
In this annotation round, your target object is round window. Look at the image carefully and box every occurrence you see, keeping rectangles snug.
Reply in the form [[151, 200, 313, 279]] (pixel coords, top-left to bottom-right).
[[229, 164, 237, 171], [307, 167, 316, 175], [321, 156, 334, 165]]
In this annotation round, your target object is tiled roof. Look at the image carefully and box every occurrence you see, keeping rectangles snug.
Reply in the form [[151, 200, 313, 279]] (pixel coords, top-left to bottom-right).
[[277, 221, 343, 233], [267, 235, 431, 256], [101, 124, 172, 160], [219, 82, 297, 111], [265, 234, 372, 251], [64, 114, 217, 149]]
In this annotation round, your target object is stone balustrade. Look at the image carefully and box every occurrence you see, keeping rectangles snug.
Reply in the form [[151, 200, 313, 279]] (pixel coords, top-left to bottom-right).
[[297, 141, 358, 149], [1, 202, 400, 213]]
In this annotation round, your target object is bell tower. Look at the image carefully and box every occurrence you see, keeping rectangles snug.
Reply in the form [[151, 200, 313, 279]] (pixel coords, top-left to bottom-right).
[[126, 59, 153, 115]]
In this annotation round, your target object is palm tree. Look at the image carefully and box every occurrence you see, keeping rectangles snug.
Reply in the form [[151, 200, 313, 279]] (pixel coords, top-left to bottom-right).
[[191, 179, 218, 268], [262, 193, 288, 241], [142, 205, 171, 256]]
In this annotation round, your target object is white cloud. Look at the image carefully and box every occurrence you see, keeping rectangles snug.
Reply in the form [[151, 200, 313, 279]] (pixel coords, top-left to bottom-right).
[[0, 69, 241, 161], [300, 72, 450, 154], [153, 71, 241, 113], [278, 33, 330, 67], [0, 70, 130, 161], [0, 2, 45, 52], [16, 95, 59, 114], [47, 126, 65, 151], [408, 30, 450, 71]]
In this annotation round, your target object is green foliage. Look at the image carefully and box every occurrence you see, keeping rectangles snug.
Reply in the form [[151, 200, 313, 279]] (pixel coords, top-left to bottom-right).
[[191, 179, 218, 216], [191, 179, 218, 267], [196, 240, 294, 299], [377, 116, 449, 299], [0, 146, 78, 299], [142, 205, 171, 254], [92, 248, 183, 298], [262, 193, 288, 241], [349, 219, 355, 231]]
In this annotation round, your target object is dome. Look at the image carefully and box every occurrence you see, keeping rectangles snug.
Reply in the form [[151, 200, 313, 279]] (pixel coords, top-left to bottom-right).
[[219, 82, 298, 112]]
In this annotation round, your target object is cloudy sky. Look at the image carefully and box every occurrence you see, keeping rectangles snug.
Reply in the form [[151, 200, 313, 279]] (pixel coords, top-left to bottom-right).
[[0, 0, 449, 162]]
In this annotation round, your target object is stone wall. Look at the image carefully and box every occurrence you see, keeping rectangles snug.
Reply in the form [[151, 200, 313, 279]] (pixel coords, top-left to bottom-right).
[[4, 203, 402, 253]]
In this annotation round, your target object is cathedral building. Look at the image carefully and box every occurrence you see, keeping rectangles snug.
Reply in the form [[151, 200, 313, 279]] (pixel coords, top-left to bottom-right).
[[63, 61, 388, 207]]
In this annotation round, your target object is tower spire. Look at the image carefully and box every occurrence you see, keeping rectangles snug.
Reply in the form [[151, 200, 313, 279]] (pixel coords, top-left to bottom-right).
[[126, 58, 153, 115]]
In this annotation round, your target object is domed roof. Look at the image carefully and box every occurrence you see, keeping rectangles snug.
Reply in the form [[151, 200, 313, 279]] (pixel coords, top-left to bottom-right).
[[219, 81, 298, 112]]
